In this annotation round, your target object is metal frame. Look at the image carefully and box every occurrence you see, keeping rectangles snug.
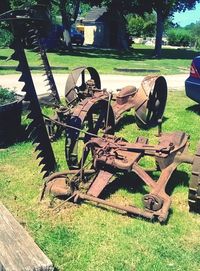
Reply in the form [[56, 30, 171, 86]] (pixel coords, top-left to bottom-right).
[[45, 132, 199, 223]]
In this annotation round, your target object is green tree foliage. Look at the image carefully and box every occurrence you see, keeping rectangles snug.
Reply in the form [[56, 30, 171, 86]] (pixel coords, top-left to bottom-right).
[[127, 13, 156, 38], [80, 3, 91, 16], [143, 14, 156, 37], [184, 21, 200, 49], [10, 0, 35, 8], [167, 28, 193, 46], [0, 1, 12, 47], [127, 15, 145, 37], [193, 22, 200, 49], [127, 12, 174, 39], [0, 28, 13, 47]]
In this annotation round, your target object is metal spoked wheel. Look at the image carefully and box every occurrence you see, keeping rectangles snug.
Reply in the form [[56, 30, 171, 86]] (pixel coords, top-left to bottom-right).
[[188, 144, 200, 213], [65, 66, 101, 107], [135, 75, 168, 129], [65, 98, 115, 169]]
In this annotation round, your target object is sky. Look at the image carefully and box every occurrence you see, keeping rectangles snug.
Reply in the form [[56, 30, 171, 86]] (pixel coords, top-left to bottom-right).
[[173, 2, 200, 27]]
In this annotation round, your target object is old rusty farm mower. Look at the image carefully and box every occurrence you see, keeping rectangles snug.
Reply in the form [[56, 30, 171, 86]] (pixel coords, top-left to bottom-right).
[[1, 4, 199, 223]]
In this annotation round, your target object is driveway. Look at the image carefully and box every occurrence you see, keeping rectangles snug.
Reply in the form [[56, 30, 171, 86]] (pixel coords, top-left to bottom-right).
[[0, 73, 188, 97]]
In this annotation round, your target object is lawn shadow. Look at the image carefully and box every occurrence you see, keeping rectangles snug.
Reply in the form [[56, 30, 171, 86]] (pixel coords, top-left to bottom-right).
[[56, 47, 199, 61], [186, 104, 200, 115], [100, 172, 149, 200], [139, 168, 189, 197], [165, 169, 189, 196], [115, 114, 136, 132], [0, 124, 29, 149], [115, 113, 168, 132], [84, 172, 151, 220], [0, 55, 8, 60], [0, 66, 68, 71]]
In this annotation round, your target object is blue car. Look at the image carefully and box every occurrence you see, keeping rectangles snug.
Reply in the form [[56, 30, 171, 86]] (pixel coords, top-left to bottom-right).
[[71, 27, 84, 46], [185, 56, 200, 103]]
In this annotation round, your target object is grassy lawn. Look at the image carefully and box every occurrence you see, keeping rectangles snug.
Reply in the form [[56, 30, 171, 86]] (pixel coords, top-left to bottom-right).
[[0, 91, 200, 270], [0, 44, 199, 76]]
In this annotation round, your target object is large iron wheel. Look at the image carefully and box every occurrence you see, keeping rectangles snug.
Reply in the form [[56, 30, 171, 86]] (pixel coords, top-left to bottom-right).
[[188, 143, 200, 213], [65, 99, 115, 169], [135, 75, 167, 129], [65, 66, 101, 107]]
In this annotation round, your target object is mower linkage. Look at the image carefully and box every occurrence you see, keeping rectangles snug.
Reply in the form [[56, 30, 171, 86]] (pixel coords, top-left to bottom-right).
[[45, 131, 199, 223]]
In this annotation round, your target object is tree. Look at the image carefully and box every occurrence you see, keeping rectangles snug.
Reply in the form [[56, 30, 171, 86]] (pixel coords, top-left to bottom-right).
[[167, 28, 193, 46], [153, 1, 200, 57], [127, 13, 156, 38], [127, 14, 145, 37], [185, 21, 200, 48], [142, 0, 200, 58], [193, 22, 200, 48], [51, 0, 81, 49], [143, 13, 156, 37]]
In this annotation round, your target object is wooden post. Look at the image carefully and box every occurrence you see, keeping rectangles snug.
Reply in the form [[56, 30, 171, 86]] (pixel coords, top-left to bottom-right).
[[0, 203, 54, 271]]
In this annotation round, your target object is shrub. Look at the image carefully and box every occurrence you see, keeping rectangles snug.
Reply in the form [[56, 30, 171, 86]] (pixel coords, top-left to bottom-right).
[[0, 86, 16, 105], [0, 27, 13, 48], [127, 13, 156, 38], [167, 28, 192, 47], [127, 15, 144, 37]]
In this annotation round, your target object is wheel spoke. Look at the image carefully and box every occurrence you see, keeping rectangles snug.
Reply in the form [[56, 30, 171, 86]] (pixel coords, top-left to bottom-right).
[[87, 112, 94, 131], [80, 70, 86, 91], [65, 100, 115, 169], [146, 109, 152, 123], [93, 111, 106, 134]]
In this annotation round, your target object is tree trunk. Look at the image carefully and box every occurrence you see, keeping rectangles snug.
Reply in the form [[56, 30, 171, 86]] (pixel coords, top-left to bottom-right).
[[60, 0, 72, 50], [108, 4, 128, 51], [154, 7, 164, 58], [116, 12, 129, 51], [72, 0, 81, 23]]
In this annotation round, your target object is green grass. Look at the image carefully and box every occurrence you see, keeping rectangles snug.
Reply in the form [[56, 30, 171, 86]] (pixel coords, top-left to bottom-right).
[[0, 44, 199, 75], [0, 91, 200, 270]]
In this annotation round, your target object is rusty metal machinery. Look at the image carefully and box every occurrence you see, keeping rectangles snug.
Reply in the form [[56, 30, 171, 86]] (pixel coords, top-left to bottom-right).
[[1, 4, 168, 171], [64, 67, 168, 128], [44, 132, 200, 223], [2, 6, 199, 223], [63, 68, 167, 169]]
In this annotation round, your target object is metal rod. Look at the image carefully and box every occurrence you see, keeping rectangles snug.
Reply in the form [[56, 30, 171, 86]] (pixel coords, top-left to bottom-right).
[[43, 114, 100, 138], [45, 169, 95, 182], [105, 92, 112, 130], [76, 192, 154, 219], [53, 194, 76, 212], [157, 118, 162, 137]]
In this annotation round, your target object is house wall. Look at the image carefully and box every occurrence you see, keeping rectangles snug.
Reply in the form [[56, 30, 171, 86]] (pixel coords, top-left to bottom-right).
[[84, 23, 106, 47]]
